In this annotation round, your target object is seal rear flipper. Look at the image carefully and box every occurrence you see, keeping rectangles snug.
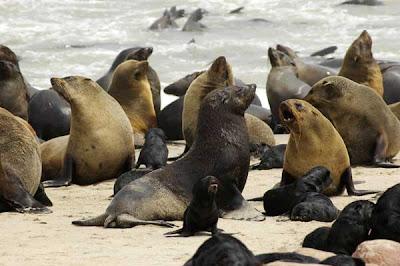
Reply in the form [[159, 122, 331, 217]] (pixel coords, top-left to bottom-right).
[[43, 154, 74, 188], [34, 182, 53, 206], [247, 196, 263, 201], [221, 200, 265, 222], [72, 213, 108, 226], [373, 133, 400, 168], [164, 228, 184, 235], [341, 167, 379, 196], [104, 214, 176, 228], [0, 170, 51, 214]]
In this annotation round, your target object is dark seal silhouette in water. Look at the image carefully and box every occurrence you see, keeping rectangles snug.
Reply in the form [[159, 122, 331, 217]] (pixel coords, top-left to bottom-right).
[[369, 184, 400, 242], [165, 176, 220, 237], [72, 84, 264, 228], [303, 200, 375, 255], [182, 8, 207, 32], [183, 234, 260, 266], [135, 128, 168, 170], [340, 0, 383, 6], [149, 6, 185, 30]]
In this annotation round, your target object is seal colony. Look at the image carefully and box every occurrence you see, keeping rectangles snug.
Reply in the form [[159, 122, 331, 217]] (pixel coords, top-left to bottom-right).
[[2, 20, 400, 264]]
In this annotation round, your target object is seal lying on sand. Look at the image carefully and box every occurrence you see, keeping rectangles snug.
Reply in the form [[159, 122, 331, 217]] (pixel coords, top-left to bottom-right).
[[305, 76, 400, 167], [280, 99, 377, 196], [0, 108, 52, 213], [72, 85, 264, 228], [339, 30, 383, 97], [42, 76, 135, 187]]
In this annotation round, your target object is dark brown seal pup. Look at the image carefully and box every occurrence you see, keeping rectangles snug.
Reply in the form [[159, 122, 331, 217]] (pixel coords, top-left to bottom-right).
[[0, 108, 51, 213], [290, 192, 339, 222], [42, 76, 135, 187], [108, 60, 157, 146], [135, 128, 168, 169], [72, 85, 264, 228], [338, 30, 383, 97], [28, 89, 71, 141], [252, 144, 286, 170], [165, 175, 220, 237], [280, 99, 376, 195], [183, 234, 260, 266], [255, 252, 320, 264], [370, 184, 400, 242], [305, 76, 400, 167], [0, 60, 28, 120]]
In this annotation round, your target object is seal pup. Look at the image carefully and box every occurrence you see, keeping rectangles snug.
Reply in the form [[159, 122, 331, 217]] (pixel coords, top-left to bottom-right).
[[0, 108, 51, 213], [305, 76, 400, 167], [280, 99, 376, 195], [370, 184, 400, 242], [108, 60, 157, 146], [255, 252, 320, 264], [338, 30, 383, 97], [276, 44, 337, 86], [266, 47, 311, 130], [0, 60, 28, 120], [290, 192, 339, 222], [182, 8, 207, 32], [42, 76, 135, 187], [303, 227, 331, 251], [135, 128, 168, 170], [165, 176, 220, 237], [28, 89, 71, 141], [72, 85, 264, 228], [252, 144, 286, 170], [183, 234, 260, 266], [320, 255, 365, 266], [149, 6, 185, 30]]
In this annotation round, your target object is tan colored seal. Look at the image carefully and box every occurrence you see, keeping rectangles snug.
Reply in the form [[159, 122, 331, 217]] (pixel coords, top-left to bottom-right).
[[0, 107, 51, 213], [305, 76, 400, 167], [338, 30, 383, 97], [389, 102, 400, 121], [245, 113, 275, 146], [108, 60, 157, 146], [42, 76, 135, 187], [280, 99, 376, 196]]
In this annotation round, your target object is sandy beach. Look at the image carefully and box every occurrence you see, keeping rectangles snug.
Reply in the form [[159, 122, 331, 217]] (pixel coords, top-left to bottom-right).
[[1, 134, 399, 265]]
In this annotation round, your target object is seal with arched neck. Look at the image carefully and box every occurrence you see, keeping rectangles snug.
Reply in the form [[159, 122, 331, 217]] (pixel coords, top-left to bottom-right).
[[42, 76, 135, 187], [72, 85, 264, 228]]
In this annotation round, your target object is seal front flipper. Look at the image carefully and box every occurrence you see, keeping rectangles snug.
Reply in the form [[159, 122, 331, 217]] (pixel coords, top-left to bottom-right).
[[280, 170, 296, 186], [373, 133, 400, 168], [43, 154, 74, 188], [34, 182, 53, 206], [342, 167, 379, 196], [0, 168, 51, 214]]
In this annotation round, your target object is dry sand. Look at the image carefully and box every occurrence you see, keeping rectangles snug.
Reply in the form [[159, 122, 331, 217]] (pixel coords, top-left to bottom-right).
[[1, 135, 399, 266]]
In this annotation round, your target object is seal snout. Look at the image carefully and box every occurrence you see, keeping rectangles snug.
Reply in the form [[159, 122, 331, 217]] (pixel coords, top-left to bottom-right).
[[280, 102, 295, 124], [208, 180, 218, 194]]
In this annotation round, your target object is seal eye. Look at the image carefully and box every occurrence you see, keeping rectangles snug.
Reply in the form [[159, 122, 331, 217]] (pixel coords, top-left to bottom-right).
[[295, 103, 304, 111], [322, 80, 332, 87]]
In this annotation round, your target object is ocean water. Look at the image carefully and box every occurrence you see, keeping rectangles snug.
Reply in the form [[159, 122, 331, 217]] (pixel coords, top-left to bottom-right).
[[1, 0, 399, 108]]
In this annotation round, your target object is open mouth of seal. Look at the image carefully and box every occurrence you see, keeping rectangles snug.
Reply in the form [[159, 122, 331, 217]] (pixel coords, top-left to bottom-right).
[[281, 105, 295, 124], [208, 180, 218, 194]]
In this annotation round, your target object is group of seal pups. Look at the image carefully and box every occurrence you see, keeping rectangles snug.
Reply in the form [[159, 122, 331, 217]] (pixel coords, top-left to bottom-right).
[[1, 19, 400, 264]]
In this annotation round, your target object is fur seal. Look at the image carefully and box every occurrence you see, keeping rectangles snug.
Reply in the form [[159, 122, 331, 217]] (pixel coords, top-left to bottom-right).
[[244, 113, 275, 146], [113, 169, 152, 196], [305, 76, 400, 167], [28, 89, 71, 141], [255, 252, 320, 264], [320, 255, 365, 266], [0, 108, 51, 213], [370, 184, 400, 242], [383, 65, 400, 104], [338, 30, 383, 97], [182, 8, 207, 32], [165, 175, 220, 237], [290, 192, 339, 222], [263, 166, 332, 216], [40, 135, 68, 182], [276, 44, 337, 86], [280, 99, 376, 195], [183, 234, 259, 266], [310, 46, 337, 57], [252, 144, 286, 170], [388, 102, 400, 121], [266, 47, 311, 130], [0, 60, 28, 120], [135, 128, 168, 169], [108, 60, 157, 146], [157, 97, 185, 140], [42, 76, 135, 187], [149, 6, 185, 30], [72, 85, 264, 228], [340, 0, 383, 5]]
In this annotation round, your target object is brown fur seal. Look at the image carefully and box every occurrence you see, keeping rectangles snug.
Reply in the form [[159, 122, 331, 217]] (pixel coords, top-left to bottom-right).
[[0, 107, 51, 213], [182, 56, 235, 148], [389, 102, 400, 121], [280, 99, 376, 196], [40, 135, 68, 182], [72, 85, 264, 228], [245, 113, 275, 146], [305, 76, 400, 167], [42, 76, 135, 187], [338, 30, 384, 97], [108, 60, 157, 146]]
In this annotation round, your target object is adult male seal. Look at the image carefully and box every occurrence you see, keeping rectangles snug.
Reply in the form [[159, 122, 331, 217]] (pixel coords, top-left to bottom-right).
[[42, 76, 135, 187], [0, 108, 52, 213], [72, 85, 264, 228], [338, 30, 383, 97], [305, 76, 400, 167], [280, 99, 376, 196], [108, 60, 157, 146]]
